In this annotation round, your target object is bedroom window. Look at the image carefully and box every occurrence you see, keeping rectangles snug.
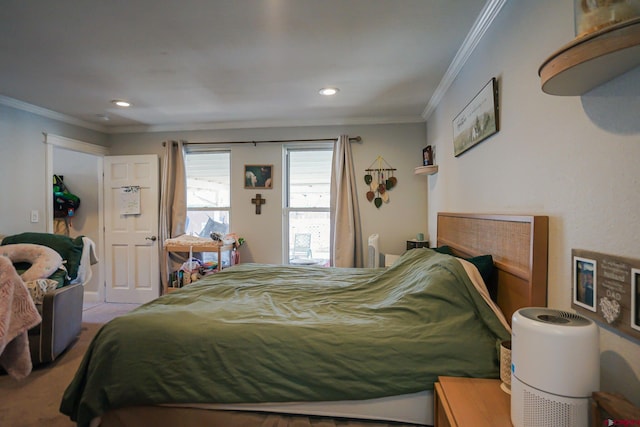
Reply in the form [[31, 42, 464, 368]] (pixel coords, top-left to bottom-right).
[[185, 150, 231, 238], [285, 146, 332, 266]]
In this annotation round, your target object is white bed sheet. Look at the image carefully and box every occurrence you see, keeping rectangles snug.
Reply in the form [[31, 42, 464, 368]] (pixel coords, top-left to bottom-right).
[[164, 390, 434, 425]]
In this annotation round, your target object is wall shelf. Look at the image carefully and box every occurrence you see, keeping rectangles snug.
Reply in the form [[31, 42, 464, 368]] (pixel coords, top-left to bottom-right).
[[414, 165, 438, 176], [539, 17, 640, 95]]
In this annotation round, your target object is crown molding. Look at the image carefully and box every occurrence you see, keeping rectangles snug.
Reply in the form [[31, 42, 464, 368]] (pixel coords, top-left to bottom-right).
[[422, 0, 507, 120], [1, 92, 423, 134], [0, 95, 107, 133], [107, 115, 425, 134]]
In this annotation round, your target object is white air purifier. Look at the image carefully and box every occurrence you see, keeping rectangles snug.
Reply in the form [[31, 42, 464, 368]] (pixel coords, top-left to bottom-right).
[[511, 308, 599, 427], [367, 234, 379, 268]]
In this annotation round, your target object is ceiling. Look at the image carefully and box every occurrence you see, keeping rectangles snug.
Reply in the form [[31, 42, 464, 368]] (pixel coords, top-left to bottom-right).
[[0, 0, 493, 133]]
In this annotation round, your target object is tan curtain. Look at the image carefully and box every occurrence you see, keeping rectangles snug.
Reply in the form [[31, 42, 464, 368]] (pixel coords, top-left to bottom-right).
[[330, 135, 363, 267], [159, 140, 187, 292]]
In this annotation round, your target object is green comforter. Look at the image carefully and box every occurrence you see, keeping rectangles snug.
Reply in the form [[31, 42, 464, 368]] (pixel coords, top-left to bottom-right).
[[61, 249, 510, 426]]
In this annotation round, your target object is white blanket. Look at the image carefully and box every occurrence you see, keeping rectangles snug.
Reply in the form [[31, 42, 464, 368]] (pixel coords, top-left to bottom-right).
[[71, 236, 99, 285], [0, 255, 42, 379]]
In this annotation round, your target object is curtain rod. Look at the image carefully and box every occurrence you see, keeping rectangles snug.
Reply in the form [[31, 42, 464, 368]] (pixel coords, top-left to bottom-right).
[[163, 136, 361, 147]]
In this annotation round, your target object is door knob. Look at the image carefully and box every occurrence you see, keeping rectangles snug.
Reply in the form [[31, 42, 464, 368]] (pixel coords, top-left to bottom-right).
[[145, 236, 157, 241]]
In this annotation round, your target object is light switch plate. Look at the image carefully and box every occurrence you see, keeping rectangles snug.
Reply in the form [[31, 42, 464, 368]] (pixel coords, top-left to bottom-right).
[[30, 210, 39, 223]]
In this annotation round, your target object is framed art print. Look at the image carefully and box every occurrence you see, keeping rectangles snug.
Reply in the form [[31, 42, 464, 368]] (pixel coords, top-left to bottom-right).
[[244, 164, 273, 189], [422, 146, 433, 166], [632, 268, 640, 331], [573, 255, 597, 312], [572, 249, 640, 341], [453, 77, 499, 157]]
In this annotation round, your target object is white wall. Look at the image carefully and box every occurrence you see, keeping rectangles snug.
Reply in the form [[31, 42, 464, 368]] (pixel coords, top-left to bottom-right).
[[108, 123, 428, 263], [0, 104, 107, 234], [426, 0, 640, 404]]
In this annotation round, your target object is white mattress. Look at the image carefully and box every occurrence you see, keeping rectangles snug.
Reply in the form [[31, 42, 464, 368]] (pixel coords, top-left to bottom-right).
[[164, 390, 434, 426]]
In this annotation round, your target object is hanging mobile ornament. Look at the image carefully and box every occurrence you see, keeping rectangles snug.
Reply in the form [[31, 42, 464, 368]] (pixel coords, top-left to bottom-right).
[[385, 169, 394, 189], [363, 155, 397, 208]]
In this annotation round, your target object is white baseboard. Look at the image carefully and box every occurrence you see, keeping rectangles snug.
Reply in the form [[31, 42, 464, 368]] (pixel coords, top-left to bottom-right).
[[83, 290, 103, 303]]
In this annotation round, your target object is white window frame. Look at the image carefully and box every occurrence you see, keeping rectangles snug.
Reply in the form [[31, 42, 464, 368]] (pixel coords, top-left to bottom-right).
[[282, 143, 333, 264], [184, 148, 231, 237]]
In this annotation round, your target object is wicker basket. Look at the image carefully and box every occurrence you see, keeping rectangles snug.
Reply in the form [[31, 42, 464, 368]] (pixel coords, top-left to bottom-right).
[[500, 340, 512, 394]]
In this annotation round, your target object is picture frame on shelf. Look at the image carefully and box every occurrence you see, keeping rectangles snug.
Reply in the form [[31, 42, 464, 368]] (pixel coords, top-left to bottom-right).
[[632, 268, 640, 331], [573, 255, 597, 312], [422, 145, 433, 166], [452, 77, 499, 157], [244, 164, 273, 189]]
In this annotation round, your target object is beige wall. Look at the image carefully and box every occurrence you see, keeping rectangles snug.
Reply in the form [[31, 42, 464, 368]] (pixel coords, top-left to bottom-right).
[[108, 123, 428, 263], [426, 0, 640, 404]]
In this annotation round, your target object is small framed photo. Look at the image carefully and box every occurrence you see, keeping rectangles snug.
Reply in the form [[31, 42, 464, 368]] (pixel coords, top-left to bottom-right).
[[244, 164, 273, 189], [573, 256, 597, 312], [632, 268, 640, 331], [422, 146, 433, 166]]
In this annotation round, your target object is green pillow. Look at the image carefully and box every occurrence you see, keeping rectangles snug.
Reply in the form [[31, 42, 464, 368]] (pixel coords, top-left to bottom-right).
[[432, 246, 496, 296], [433, 245, 454, 255], [2, 232, 84, 281], [465, 254, 495, 285]]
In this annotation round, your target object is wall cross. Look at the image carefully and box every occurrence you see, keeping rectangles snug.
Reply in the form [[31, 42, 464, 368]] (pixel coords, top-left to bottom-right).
[[251, 193, 266, 214]]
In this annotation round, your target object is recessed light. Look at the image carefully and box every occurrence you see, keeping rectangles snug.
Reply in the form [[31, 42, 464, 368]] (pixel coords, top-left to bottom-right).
[[319, 87, 339, 96], [111, 99, 131, 107], [95, 114, 110, 121]]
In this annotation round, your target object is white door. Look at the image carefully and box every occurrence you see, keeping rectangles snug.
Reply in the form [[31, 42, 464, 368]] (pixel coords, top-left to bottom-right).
[[104, 155, 160, 303]]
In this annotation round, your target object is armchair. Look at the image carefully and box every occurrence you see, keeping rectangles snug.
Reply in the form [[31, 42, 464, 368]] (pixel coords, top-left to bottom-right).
[[1, 232, 95, 366], [28, 282, 83, 364]]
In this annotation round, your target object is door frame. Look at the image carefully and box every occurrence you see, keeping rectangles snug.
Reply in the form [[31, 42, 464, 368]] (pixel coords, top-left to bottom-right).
[[44, 132, 109, 303]]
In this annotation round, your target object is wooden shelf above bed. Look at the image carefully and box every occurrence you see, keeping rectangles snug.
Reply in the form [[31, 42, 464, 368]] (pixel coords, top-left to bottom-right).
[[539, 18, 640, 96], [414, 165, 438, 175]]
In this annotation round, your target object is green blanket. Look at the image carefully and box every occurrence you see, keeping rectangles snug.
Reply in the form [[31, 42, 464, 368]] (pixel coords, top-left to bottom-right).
[[61, 249, 510, 426]]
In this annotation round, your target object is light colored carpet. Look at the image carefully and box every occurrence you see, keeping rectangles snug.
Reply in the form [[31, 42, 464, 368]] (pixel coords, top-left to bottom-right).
[[0, 303, 138, 427], [83, 302, 140, 324]]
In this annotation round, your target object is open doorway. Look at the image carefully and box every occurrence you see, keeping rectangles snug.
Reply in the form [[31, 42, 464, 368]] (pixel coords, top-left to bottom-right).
[[45, 133, 108, 303]]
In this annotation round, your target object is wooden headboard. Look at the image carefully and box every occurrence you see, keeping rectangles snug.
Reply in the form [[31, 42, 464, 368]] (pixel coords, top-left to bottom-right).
[[437, 213, 549, 324]]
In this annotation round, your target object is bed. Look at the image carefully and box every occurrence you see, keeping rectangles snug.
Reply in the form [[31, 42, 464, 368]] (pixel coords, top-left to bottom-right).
[[60, 213, 548, 427]]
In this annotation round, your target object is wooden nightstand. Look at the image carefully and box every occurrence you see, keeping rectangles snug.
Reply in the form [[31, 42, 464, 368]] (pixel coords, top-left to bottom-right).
[[434, 376, 512, 426]]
